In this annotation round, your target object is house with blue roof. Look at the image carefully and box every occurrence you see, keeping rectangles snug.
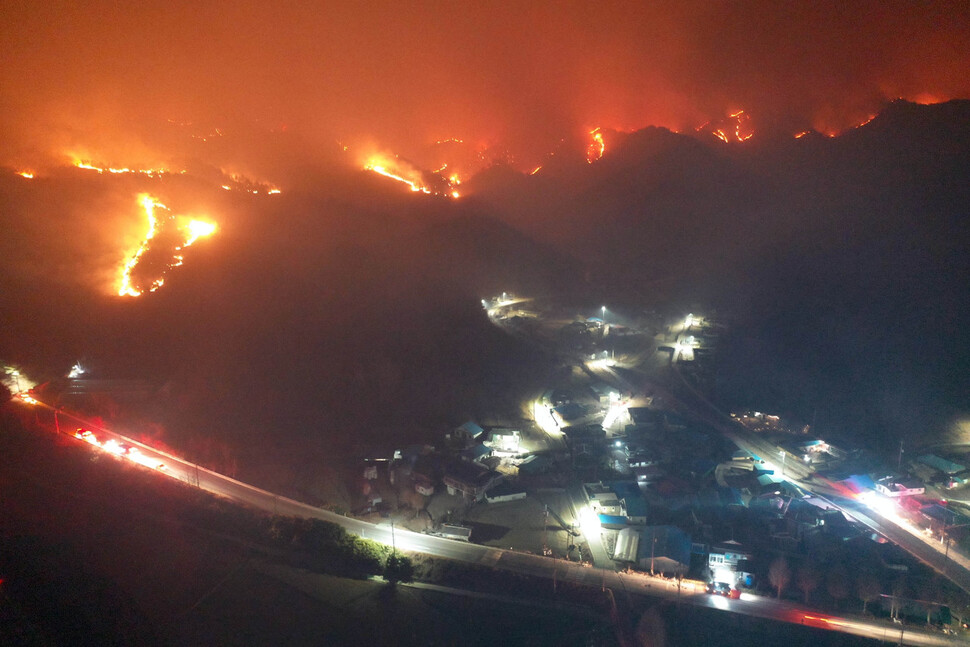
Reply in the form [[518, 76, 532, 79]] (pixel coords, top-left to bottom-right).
[[451, 420, 485, 447]]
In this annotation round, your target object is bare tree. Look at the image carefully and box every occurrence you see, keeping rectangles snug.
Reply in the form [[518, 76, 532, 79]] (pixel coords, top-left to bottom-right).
[[856, 571, 881, 615], [796, 565, 820, 605], [891, 576, 908, 621], [769, 556, 791, 599], [918, 576, 941, 625]]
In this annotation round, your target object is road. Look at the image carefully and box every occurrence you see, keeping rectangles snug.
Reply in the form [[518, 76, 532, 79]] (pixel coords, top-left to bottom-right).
[[15, 395, 964, 645], [666, 354, 970, 590]]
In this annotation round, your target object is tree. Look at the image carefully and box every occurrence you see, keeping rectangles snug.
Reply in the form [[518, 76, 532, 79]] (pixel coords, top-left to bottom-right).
[[917, 576, 941, 625], [825, 565, 850, 610], [796, 565, 820, 605], [891, 576, 908, 621], [384, 553, 414, 584], [769, 557, 791, 599], [856, 571, 882, 615]]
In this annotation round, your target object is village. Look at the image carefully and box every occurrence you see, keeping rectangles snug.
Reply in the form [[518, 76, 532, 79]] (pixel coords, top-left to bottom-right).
[[345, 295, 970, 626]]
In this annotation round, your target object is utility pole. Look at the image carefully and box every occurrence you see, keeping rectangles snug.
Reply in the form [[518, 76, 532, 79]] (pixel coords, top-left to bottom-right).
[[898, 439, 904, 472], [391, 521, 396, 557], [651, 535, 657, 575]]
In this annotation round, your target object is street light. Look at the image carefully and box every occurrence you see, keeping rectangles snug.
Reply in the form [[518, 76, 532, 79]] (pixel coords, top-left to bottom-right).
[[601, 306, 606, 323]]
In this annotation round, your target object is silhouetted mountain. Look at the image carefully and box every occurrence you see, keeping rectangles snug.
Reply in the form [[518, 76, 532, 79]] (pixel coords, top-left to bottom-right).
[[467, 100, 970, 447], [2, 100, 969, 472]]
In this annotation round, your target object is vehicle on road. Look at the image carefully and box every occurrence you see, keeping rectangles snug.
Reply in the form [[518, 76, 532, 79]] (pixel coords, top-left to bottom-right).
[[707, 581, 739, 597]]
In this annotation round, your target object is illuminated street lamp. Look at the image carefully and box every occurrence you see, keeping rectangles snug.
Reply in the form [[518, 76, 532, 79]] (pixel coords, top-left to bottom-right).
[[601, 305, 607, 323]]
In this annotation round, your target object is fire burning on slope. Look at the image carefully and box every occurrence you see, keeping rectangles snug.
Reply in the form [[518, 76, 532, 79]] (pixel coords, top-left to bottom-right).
[[72, 158, 173, 177], [697, 110, 755, 143], [586, 128, 605, 163], [118, 194, 217, 297], [363, 153, 461, 198]]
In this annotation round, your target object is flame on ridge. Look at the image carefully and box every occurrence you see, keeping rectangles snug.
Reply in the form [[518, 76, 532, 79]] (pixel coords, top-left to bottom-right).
[[698, 110, 755, 143], [72, 159, 172, 177], [70, 156, 282, 195], [17, 171, 35, 179], [363, 154, 460, 198], [118, 194, 217, 297], [587, 128, 605, 163]]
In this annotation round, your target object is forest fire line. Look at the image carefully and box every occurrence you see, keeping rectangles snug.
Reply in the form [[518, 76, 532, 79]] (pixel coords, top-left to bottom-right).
[[586, 128, 605, 163], [68, 157, 283, 195], [363, 155, 460, 198], [118, 194, 217, 297], [72, 159, 173, 177]]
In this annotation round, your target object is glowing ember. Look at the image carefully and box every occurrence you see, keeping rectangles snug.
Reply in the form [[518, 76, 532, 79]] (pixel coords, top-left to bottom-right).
[[586, 128, 605, 163], [118, 194, 216, 297]]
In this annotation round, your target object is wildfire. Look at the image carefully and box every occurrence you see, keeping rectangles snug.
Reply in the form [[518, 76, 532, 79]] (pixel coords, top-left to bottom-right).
[[363, 154, 460, 198], [698, 110, 755, 143], [793, 130, 811, 139], [222, 172, 283, 195], [366, 160, 432, 194], [729, 110, 754, 142], [118, 194, 216, 297], [529, 165, 542, 175], [17, 171, 35, 179], [586, 128, 605, 163], [72, 159, 171, 177]]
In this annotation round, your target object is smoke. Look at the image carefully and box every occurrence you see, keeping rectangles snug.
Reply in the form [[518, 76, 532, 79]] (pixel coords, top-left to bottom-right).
[[1, 1, 967, 169]]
